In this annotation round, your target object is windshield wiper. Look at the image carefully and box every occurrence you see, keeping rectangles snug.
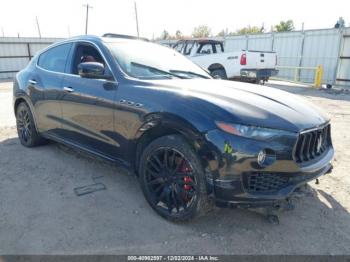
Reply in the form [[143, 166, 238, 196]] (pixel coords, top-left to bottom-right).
[[131, 62, 186, 79], [169, 70, 210, 79]]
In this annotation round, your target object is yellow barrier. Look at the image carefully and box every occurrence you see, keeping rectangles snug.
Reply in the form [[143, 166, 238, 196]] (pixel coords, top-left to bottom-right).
[[314, 65, 323, 88], [272, 65, 323, 88]]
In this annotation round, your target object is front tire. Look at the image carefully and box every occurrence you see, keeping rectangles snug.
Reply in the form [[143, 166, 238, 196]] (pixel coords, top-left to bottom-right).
[[138, 135, 210, 222], [16, 102, 45, 147]]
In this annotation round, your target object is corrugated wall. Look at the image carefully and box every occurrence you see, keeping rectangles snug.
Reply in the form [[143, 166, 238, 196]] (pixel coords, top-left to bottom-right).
[[301, 29, 341, 84], [0, 37, 63, 79], [224, 35, 247, 51], [336, 28, 350, 87]]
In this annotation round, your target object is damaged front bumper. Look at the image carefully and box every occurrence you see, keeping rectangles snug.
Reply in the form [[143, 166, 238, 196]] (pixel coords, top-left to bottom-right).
[[202, 129, 334, 209], [213, 163, 332, 209]]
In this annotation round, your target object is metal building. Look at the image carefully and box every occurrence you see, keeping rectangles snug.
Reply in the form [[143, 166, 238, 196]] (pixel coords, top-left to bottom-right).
[[0, 37, 63, 79], [335, 27, 350, 87]]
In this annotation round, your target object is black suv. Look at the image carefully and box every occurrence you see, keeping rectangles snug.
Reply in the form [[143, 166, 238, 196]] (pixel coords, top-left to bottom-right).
[[13, 34, 333, 221]]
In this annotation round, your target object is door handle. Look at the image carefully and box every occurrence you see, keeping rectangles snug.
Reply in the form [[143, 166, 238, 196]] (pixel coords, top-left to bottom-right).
[[63, 86, 74, 92], [28, 79, 37, 85]]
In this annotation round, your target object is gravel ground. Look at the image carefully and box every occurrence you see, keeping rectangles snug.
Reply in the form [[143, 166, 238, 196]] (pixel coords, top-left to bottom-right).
[[0, 80, 350, 255]]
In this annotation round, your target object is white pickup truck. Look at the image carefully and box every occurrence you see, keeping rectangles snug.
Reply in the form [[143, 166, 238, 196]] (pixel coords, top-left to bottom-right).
[[172, 39, 278, 83]]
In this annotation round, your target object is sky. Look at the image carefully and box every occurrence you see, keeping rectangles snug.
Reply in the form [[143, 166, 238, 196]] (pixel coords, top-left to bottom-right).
[[0, 0, 349, 39]]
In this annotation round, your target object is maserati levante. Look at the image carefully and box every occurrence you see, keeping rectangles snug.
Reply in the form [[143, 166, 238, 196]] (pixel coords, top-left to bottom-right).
[[13, 34, 333, 221]]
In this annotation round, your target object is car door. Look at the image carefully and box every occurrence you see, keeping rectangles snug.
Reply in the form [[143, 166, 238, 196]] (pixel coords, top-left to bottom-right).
[[34, 43, 72, 135], [60, 42, 119, 159]]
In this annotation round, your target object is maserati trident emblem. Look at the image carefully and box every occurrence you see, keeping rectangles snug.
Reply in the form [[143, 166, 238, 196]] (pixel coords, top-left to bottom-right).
[[317, 136, 323, 153]]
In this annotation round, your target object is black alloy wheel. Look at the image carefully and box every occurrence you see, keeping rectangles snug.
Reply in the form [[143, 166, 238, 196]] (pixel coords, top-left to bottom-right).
[[139, 135, 210, 222], [16, 102, 45, 147], [17, 106, 32, 144]]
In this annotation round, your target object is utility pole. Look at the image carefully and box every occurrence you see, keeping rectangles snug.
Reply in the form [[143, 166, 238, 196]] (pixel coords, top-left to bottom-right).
[[83, 4, 93, 35], [1, 27, 4, 37], [134, 1, 140, 37], [67, 26, 71, 37], [36, 16, 41, 38]]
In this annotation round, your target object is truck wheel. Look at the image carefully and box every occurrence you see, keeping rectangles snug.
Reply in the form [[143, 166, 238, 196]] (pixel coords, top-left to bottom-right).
[[138, 135, 211, 222], [211, 69, 227, 80], [256, 78, 265, 85]]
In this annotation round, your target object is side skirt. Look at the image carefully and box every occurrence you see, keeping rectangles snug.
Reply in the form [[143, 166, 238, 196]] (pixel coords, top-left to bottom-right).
[[42, 132, 131, 170]]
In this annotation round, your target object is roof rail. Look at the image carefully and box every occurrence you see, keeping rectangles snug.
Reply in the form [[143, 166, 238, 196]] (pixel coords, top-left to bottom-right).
[[102, 33, 149, 41]]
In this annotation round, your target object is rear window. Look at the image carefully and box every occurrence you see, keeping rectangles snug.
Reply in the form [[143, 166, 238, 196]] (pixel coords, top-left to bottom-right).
[[38, 43, 72, 73]]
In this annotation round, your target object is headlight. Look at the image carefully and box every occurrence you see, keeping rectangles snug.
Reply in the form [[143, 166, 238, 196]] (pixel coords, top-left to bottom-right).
[[215, 121, 293, 140]]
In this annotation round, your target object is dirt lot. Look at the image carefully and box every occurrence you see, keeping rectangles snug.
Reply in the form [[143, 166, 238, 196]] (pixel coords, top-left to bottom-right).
[[0, 80, 350, 255]]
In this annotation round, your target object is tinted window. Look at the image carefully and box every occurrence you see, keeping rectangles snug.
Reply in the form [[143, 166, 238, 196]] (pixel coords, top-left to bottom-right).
[[197, 43, 213, 54], [174, 42, 184, 53], [184, 41, 195, 55], [214, 43, 224, 53], [38, 43, 72, 73], [70, 44, 105, 75]]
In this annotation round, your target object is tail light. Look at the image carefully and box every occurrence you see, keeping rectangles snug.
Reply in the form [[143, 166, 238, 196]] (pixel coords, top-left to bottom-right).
[[240, 53, 247, 65]]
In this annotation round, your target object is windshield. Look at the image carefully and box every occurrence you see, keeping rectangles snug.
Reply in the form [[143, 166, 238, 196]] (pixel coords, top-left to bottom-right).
[[106, 40, 211, 80]]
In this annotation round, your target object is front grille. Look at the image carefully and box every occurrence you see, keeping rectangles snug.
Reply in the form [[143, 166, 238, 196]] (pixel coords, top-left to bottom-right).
[[244, 173, 289, 193], [294, 124, 331, 163]]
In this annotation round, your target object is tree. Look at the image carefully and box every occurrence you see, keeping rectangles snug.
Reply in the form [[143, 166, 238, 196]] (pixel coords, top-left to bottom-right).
[[192, 25, 211, 38], [236, 25, 264, 35], [217, 29, 238, 37], [274, 20, 295, 32], [227, 31, 237, 37], [334, 17, 345, 28], [160, 30, 170, 40], [216, 30, 226, 37], [175, 30, 183, 39]]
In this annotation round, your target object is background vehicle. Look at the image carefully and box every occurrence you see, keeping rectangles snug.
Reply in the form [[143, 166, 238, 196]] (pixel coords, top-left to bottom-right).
[[173, 39, 278, 83], [13, 34, 333, 222]]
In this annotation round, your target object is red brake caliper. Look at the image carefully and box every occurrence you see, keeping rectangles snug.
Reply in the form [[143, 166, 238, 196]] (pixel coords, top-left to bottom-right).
[[183, 177, 192, 191], [179, 160, 193, 193]]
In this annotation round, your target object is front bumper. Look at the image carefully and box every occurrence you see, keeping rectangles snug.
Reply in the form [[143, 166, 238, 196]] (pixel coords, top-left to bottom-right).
[[203, 129, 334, 208]]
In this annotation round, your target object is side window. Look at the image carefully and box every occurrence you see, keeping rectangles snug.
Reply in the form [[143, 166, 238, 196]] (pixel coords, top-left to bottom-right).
[[214, 43, 224, 53], [38, 43, 72, 73], [184, 42, 195, 55], [197, 43, 213, 55], [174, 42, 184, 53], [70, 43, 106, 75]]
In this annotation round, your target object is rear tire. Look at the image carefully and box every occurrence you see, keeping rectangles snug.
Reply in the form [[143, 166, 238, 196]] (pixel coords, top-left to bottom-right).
[[16, 102, 46, 147], [211, 69, 227, 79], [138, 135, 211, 222]]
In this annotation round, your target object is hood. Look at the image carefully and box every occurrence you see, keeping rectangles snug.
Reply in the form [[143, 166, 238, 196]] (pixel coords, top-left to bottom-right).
[[146, 79, 329, 133]]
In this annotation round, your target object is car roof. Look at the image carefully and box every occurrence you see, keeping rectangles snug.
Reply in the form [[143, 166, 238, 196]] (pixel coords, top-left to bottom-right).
[[58, 34, 149, 44], [176, 39, 223, 44]]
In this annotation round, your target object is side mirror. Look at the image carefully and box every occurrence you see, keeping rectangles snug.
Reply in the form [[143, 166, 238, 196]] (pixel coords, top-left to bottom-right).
[[78, 62, 112, 80]]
